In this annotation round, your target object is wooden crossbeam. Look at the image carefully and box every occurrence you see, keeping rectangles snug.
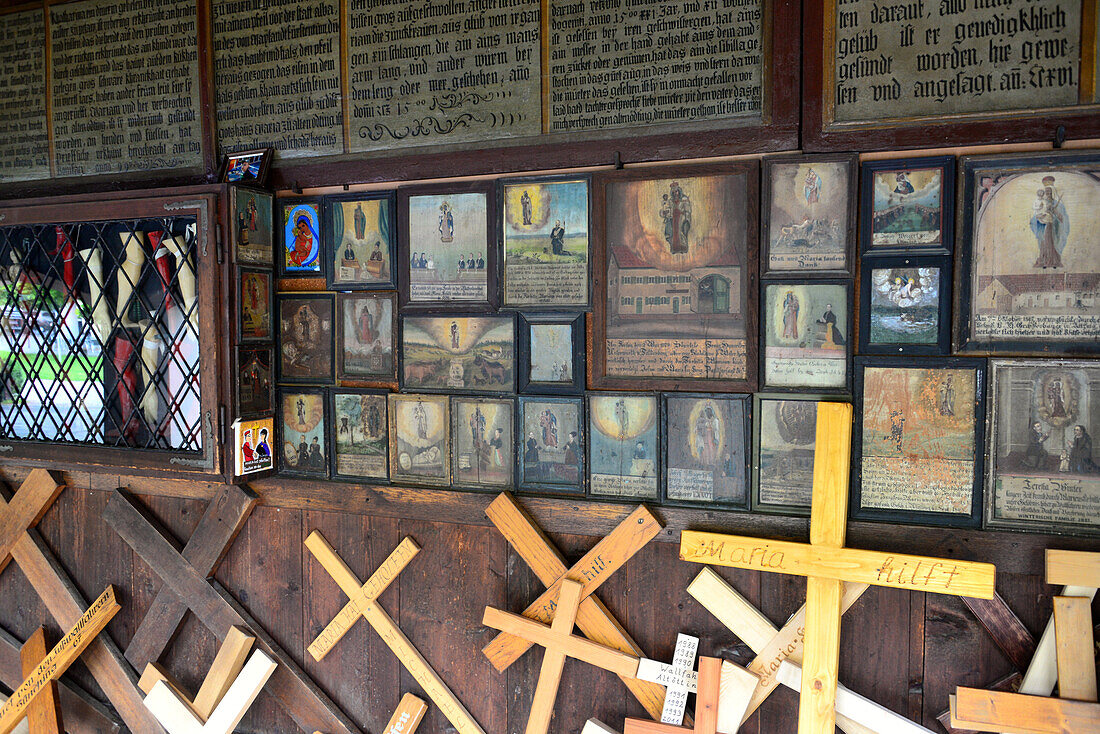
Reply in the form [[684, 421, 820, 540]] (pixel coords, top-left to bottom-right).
[[1046, 550, 1100, 588], [938, 673, 1021, 734], [0, 587, 119, 734], [18, 628, 62, 734], [483, 578, 640, 734], [483, 492, 667, 720], [483, 502, 662, 671], [961, 594, 1038, 671], [304, 531, 485, 734], [0, 470, 64, 578], [1052, 596, 1096, 702], [381, 693, 428, 734], [623, 657, 722, 734], [101, 488, 361, 734], [953, 687, 1100, 734]]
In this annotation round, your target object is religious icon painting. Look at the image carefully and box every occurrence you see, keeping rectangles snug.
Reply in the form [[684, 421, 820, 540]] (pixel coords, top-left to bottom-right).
[[278, 388, 329, 478], [955, 151, 1100, 356], [388, 393, 450, 487], [233, 416, 274, 477], [235, 347, 274, 417], [860, 255, 952, 355], [450, 396, 514, 490], [751, 394, 836, 516], [761, 281, 851, 392], [400, 314, 514, 394], [517, 396, 585, 496], [336, 292, 396, 383], [517, 313, 584, 394], [231, 187, 274, 266], [761, 153, 857, 277], [330, 389, 389, 481], [277, 293, 334, 385], [860, 156, 954, 256], [985, 359, 1100, 536], [661, 393, 750, 508], [852, 357, 986, 529], [278, 197, 324, 276], [500, 175, 590, 308], [592, 162, 758, 392], [398, 182, 497, 309], [324, 191, 396, 290], [587, 393, 659, 500], [237, 267, 273, 343]]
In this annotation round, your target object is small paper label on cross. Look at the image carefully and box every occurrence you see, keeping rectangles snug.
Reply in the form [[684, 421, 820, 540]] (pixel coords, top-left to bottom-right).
[[636, 633, 699, 725]]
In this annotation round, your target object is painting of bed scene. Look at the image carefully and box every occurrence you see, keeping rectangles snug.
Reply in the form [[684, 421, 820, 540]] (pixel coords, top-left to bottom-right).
[[401, 316, 514, 393], [388, 393, 449, 486]]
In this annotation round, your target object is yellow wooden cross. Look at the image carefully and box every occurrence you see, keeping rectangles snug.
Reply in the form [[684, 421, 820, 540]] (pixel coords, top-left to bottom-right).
[[680, 402, 997, 734]]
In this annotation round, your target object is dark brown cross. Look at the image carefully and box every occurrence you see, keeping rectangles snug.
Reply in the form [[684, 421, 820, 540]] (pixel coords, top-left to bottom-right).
[[102, 487, 362, 734]]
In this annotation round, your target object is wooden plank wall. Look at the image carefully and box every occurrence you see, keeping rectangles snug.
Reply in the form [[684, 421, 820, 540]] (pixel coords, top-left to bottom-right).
[[0, 470, 1092, 734]]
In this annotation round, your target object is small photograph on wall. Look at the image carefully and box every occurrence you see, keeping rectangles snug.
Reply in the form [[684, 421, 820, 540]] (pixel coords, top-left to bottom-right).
[[238, 267, 273, 343], [861, 256, 951, 355], [223, 149, 271, 185], [231, 188, 273, 266], [762, 281, 850, 391], [279, 389, 328, 478], [587, 393, 658, 500], [331, 390, 388, 481], [236, 347, 273, 416], [325, 192, 396, 290], [451, 397, 514, 490], [762, 153, 856, 276], [501, 176, 590, 308], [852, 358, 985, 528], [518, 396, 584, 496], [986, 359, 1100, 536], [662, 393, 749, 507], [279, 198, 324, 276], [388, 393, 450, 487], [518, 313, 584, 394], [278, 293, 334, 384], [400, 183, 495, 308], [860, 156, 954, 255], [956, 151, 1100, 355], [401, 315, 514, 393], [336, 293, 396, 382], [752, 394, 828, 515]]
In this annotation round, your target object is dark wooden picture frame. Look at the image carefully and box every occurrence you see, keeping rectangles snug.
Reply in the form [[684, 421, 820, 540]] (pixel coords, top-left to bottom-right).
[[277, 196, 325, 278], [388, 392, 451, 488], [751, 392, 840, 516], [277, 386, 330, 479], [954, 150, 1100, 356], [397, 181, 498, 310], [586, 392, 661, 502], [234, 346, 274, 418], [517, 312, 585, 395], [516, 395, 586, 497], [335, 291, 397, 385], [859, 254, 952, 356], [230, 186, 274, 266], [399, 313, 515, 394], [591, 161, 759, 393], [330, 388, 390, 483], [761, 153, 857, 278], [450, 395, 515, 491], [660, 392, 751, 510], [237, 266, 274, 344], [323, 190, 397, 291], [760, 278, 852, 394], [276, 292, 335, 385], [220, 148, 273, 185], [498, 173, 592, 310], [859, 156, 955, 257], [985, 358, 1100, 537], [851, 356, 986, 529]]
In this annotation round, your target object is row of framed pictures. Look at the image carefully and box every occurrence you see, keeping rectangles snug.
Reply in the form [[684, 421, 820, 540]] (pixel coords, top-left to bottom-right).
[[270, 356, 1099, 537]]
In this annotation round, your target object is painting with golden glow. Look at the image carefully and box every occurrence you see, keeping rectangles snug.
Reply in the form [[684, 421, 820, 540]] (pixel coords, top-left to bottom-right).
[[329, 195, 393, 288], [870, 166, 943, 249], [587, 394, 658, 499], [451, 397, 513, 488], [603, 172, 749, 381], [401, 315, 514, 393], [665, 395, 746, 505], [280, 391, 327, 477], [503, 179, 589, 306], [388, 393, 449, 486], [763, 282, 848, 389]]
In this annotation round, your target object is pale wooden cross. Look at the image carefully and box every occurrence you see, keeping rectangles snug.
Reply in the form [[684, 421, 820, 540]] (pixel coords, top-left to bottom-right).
[[622, 656, 724, 734], [304, 530, 486, 734], [381, 693, 428, 734], [0, 586, 120, 734], [18, 628, 62, 734], [138, 626, 255, 720], [482, 577, 640, 734], [680, 402, 997, 734], [635, 633, 698, 725], [482, 493, 667, 720]]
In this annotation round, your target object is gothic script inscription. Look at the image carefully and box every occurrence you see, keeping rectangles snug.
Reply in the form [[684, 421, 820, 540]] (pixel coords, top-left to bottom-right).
[[0, 10, 48, 183]]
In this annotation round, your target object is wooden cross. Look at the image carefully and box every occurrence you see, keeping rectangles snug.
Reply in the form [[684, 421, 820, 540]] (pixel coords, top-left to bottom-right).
[[482, 492, 667, 719], [622, 657, 721, 734], [138, 626, 255, 720], [0, 472, 165, 733], [0, 586, 120, 734], [18, 628, 62, 734], [101, 488, 361, 734], [482, 577, 640, 734], [304, 530, 486, 734], [381, 693, 428, 734], [635, 633, 698, 724], [680, 402, 997, 734]]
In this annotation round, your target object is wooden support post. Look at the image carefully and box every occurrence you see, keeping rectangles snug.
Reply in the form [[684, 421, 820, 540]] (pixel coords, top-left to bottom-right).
[[0, 587, 120, 734], [18, 628, 62, 734], [1046, 550, 1100, 588], [622, 657, 723, 734], [953, 687, 1100, 734], [1052, 596, 1097, 702], [483, 493, 667, 720], [381, 693, 428, 734], [304, 531, 486, 734]]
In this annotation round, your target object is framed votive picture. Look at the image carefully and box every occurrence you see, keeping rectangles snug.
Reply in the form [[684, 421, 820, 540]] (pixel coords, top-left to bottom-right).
[[278, 293, 334, 384], [587, 393, 659, 500], [752, 394, 831, 515], [234, 416, 274, 476], [860, 156, 954, 255], [518, 313, 584, 394], [222, 148, 272, 185], [662, 393, 750, 508], [517, 396, 584, 496], [279, 389, 328, 478], [451, 396, 514, 489], [231, 187, 273, 266], [400, 315, 514, 393], [279, 197, 323, 276], [337, 292, 396, 382], [325, 192, 396, 290], [762, 281, 850, 391], [236, 347, 274, 416], [238, 267, 273, 343], [860, 256, 951, 355], [331, 390, 389, 481], [388, 393, 450, 487]]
